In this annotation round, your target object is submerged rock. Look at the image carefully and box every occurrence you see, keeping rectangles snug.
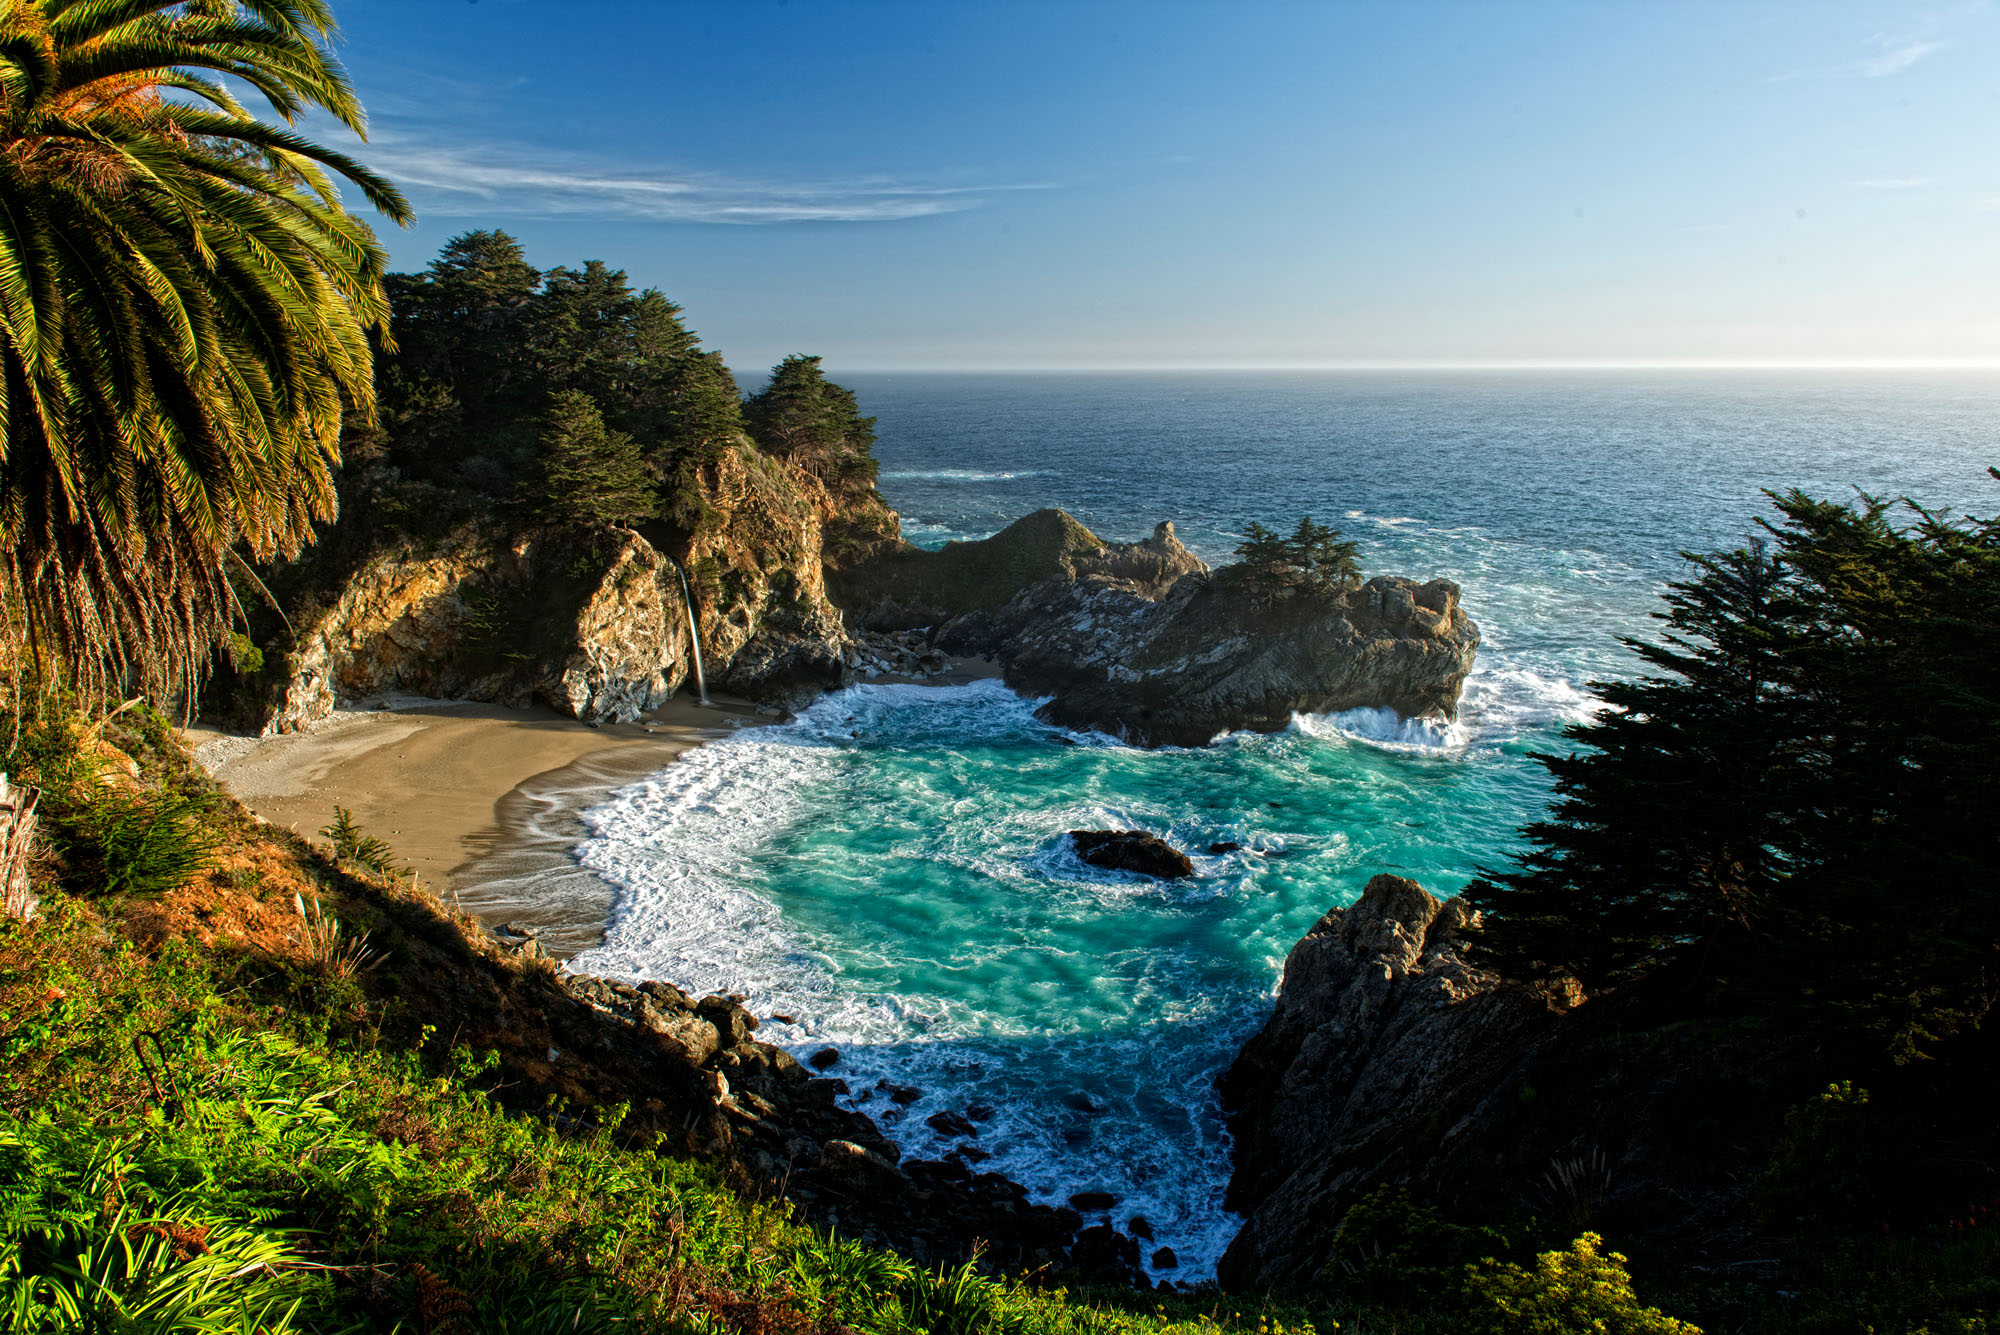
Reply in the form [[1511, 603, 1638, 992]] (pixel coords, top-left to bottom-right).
[[1070, 830, 1196, 879]]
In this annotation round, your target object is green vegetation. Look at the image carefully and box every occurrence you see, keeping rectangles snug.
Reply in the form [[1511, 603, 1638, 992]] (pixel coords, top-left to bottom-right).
[[1465, 480, 2000, 1064], [533, 391, 657, 530], [743, 354, 883, 509], [359, 232, 748, 535], [1462, 1235, 1696, 1335], [0, 0, 409, 705], [1231, 519, 1361, 600]]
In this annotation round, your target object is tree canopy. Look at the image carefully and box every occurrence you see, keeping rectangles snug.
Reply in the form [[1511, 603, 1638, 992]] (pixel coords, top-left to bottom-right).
[[365, 233, 745, 527], [1466, 476, 2000, 1062], [531, 391, 654, 530], [742, 355, 880, 504], [0, 0, 409, 703], [1233, 517, 1362, 598]]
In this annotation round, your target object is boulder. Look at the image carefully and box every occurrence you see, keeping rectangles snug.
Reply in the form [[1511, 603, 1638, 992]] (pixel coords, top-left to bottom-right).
[[926, 1110, 978, 1138], [1070, 830, 1195, 879]]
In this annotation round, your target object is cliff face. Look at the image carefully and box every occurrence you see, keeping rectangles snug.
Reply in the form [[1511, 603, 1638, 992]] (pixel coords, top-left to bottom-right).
[[267, 525, 694, 733], [833, 511, 1479, 747], [1215, 875, 1564, 1289], [261, 441, 863, 733]]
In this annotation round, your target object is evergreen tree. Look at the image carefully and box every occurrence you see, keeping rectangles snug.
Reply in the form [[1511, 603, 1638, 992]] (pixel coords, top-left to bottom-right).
[[1233, 516, 1363, 597], [742, 355, 879, 498], [530, 391, 654, 529], [1466, 478, 2000, 1061]]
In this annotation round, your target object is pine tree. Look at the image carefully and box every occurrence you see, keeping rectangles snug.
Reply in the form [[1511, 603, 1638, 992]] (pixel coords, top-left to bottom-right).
[[1233, 517, 1363, 598], [531, 392, 654, 529], [1466, 477, 2000, 1061]]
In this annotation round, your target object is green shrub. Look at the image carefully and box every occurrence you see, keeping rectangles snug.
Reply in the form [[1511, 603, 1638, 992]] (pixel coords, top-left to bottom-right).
[[319, 806, 402, 878], [225, 631, 265, 677], [58, 787, 219, 899], [1323, 1187, 1515, 1305], [1463, 1233, 1698, 1335], [1754, 1082, 1882, 1236]]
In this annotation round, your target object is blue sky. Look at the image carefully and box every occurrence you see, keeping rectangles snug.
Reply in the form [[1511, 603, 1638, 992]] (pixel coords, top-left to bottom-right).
[[323, 0, 2000, 373]]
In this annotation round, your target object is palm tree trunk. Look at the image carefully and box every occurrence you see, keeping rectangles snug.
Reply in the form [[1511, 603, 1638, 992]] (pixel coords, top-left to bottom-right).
[[0, 773, 39, 922]]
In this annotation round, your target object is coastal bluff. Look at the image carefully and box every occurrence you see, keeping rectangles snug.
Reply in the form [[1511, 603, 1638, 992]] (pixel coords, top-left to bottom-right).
[[1214, 875, 1560, 1288], [833, 509, 1480, 746]]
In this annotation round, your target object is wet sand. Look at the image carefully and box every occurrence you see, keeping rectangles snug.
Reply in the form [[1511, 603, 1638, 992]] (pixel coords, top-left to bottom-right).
[[191, 659, 1002, 956], [190, 694, 765, 947]]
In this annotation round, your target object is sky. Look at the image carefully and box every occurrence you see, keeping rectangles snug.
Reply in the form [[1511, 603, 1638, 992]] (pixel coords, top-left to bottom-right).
[[317, 0, 2000, 373]]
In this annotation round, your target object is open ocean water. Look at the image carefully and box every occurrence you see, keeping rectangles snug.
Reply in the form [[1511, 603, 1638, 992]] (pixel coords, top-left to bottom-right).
[[572, 371, 2000, 1279]]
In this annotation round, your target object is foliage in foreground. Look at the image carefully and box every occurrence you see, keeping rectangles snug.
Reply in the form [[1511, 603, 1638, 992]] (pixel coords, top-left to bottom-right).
[[0, 704, 1739, 1334]]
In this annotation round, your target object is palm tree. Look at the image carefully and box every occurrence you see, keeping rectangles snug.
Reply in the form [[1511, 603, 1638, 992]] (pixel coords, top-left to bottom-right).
[[0, 0, 410, 706]]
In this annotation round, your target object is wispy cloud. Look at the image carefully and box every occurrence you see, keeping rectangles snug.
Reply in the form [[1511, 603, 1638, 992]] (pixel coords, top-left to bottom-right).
[[361, 137, 1051, 224], [1857, 37, 1946, 76], [1768, 21, 1956, 82], [1853, 176, 1936, 189], [1971, 196, 2000, 212]]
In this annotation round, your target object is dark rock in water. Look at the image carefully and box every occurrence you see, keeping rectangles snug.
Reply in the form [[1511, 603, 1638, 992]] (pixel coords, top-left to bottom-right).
[[1069, 1190, 1119, 1211], [1207, 841, 1241, 854], [808, 1046, 841, 1070], [769, 1013, 797, 1025], [1128, 1215, 1154, 1240], [1070, 830, 1195, 879], [1070, 1224, 1145, 1286], [1152, 1247, 1179, 1270], [877, 1080, 923, 1105], [926, 1110, 977, 1138], [950, 1145, 993, 1164], [966, 1102, 996, 1122]]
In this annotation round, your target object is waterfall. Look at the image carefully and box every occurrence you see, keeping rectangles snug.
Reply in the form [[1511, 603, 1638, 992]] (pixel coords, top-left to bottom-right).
[[672, 562, 712, 707]]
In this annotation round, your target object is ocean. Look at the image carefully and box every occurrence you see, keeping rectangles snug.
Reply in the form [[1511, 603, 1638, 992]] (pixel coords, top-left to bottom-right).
[[571, 370, 2000, 1279]]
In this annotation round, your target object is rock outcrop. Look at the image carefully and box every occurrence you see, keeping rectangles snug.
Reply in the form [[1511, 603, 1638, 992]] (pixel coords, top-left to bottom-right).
[[267, 525, 694, 733], [1070, 830, 1196, 879], [1214, 874, 1563, 1289], [834, 510, 1479, 746], [545, 966, 1140, 1283], [260, 441, 865, 732]]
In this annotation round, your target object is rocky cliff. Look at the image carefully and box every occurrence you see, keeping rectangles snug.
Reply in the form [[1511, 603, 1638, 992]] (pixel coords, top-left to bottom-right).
[[833, 511, 1479, 746], [1215, 875, 1566, 1289], [260, 441, 865, 733]]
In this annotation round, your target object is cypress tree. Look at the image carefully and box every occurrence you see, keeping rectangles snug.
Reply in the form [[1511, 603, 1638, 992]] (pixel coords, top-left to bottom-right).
[[531, 391, 655, 530], [1466, 477, 2000, 1061]]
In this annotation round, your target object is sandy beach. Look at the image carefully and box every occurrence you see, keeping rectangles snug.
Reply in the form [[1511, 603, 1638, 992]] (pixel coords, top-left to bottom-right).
[[190, 660, 1002, 956]]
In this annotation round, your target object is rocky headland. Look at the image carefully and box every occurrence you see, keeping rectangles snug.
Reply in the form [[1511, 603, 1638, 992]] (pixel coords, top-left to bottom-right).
[[837, 509, 1480, 746], [255, 489, 1478, 747]]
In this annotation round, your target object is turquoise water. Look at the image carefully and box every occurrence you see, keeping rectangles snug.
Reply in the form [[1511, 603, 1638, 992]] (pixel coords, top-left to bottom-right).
[[573, 371, 2000, 1279]]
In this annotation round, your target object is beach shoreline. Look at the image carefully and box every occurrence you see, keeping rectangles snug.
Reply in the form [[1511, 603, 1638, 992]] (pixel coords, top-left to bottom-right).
[[189, 658, 1004, 956]]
